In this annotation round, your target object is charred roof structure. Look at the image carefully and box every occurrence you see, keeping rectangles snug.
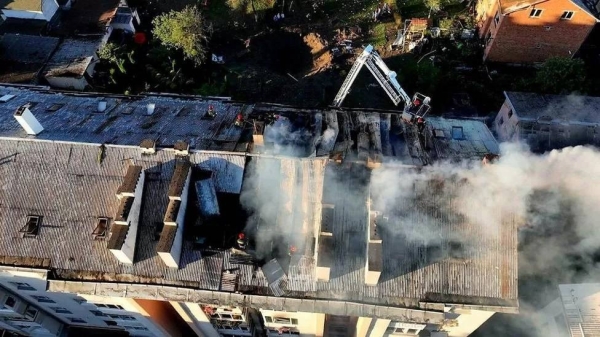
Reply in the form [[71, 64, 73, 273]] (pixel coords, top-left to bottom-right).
[[0, 84, 515, 322]]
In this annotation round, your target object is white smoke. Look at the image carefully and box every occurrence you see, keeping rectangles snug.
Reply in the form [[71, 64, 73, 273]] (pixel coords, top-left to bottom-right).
[[371, 143, 600, 336]]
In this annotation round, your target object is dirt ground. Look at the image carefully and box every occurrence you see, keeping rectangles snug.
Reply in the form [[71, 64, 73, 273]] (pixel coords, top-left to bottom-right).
[[303, 33, 333, 76]]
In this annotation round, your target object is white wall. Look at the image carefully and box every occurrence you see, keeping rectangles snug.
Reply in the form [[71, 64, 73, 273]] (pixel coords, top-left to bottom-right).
[[41, 0, 59, 21], [493, 100, 520, 142], [79, 295, 167, 337], [1, 9, 45, 20], [260, 309, 324, 337], [45, 76, 89, 91]]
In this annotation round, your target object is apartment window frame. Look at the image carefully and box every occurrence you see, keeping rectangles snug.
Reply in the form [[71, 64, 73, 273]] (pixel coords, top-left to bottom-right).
[[508, 109, 513, 119], [9, 282, 36, 291], [4, 296, 16, 308], [530, 8, 543, 17], [24, 306, 38, 320], [561, 10, 574, 20], [69, 317, 87, 324], [494, 11, 500, 26], [31, 295, 55, 304]]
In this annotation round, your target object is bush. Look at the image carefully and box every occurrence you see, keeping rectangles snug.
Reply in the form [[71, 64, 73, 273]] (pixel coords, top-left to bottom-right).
[[152, 6, 208, 65]]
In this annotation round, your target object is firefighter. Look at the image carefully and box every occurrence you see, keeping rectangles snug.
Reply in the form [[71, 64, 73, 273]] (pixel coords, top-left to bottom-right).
[[234, 113, 244, 127], [416, 117, 426, 134], [236, 233, 246, 249], [207, 105, 216, 118]]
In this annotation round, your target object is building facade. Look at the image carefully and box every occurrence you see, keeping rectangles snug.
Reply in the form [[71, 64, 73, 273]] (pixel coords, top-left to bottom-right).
[[539, 283, 600, 337], [476, 0, 599, 63]]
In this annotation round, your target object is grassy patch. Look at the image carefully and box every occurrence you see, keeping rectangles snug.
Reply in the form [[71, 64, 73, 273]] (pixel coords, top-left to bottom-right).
[[322, 0, 380, 25], [366, 23, 387, 47]]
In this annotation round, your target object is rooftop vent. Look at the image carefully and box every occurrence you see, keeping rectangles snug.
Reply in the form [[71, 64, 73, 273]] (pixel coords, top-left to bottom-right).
[[0, 94, 16, 102], [98, 101, 107, 113], [20, 215, 41, 238], [139, 139, 156, 154], [146, 103, 156, 115], [14, 103, 44, 135], [93, 217, 109, 239]]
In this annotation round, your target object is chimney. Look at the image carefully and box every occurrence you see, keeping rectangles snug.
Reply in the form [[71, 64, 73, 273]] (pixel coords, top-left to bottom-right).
[[146, 103, 156, 115], [139, 139, 156, 155], [108, 165, 145, 264], [316, 204, 334, 281], [98, 100, 107, 112], [365, 203, 383, 286], [158, 160, 192, 268], [14, 103, 44, 135], [174, 140, 190, 157], [253, 121, 265, 146]]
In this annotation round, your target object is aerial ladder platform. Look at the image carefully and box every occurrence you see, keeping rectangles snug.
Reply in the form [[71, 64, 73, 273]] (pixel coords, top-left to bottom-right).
[[332, 44, 431, 124]]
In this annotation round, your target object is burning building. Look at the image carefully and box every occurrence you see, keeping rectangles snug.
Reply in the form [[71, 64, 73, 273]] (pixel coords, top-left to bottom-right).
[[0, 84, 512, 337]]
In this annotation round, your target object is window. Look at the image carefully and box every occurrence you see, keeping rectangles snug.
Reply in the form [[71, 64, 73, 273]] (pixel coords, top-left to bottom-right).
[[106, 304, 124, 309], [93, 218, 109, 239], [272, 317, 298, 324], [4, 296, 16, 308], [20, 215, 41, 238], [25, 307, 38, 320], [508, 110, 513, 119], [9, 282, 35, 291], [31, 295, 55, 303], [51, 307, 72, 314], [90, 310, 106, 317], [530, 8, 543, 17], [69, 317, 87, 324], [451, 126, 465, 140], [561, 11, 574, 19], [265, 316, 273, 323], [486, 31, 492, 45], [494, 11, 500, 25]]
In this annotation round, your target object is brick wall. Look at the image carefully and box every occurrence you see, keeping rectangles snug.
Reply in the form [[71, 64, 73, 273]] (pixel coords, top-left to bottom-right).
[[481, 0, 597, 63]]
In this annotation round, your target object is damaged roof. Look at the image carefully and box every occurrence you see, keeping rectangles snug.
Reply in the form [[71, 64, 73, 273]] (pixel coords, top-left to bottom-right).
[[43, 38, 102, 78], [0, 84, 513, 314]]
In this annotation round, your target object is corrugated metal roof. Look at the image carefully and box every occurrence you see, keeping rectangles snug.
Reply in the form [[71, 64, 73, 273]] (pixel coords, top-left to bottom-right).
[[0, 139, 245, 289]]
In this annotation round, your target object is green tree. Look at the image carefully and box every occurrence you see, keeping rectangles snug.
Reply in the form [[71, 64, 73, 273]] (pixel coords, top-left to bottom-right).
[[152, 6, 208, 65], [535, 57, 586, 94], [97, 42, 127, 74], [424, 0, 441, 13]]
